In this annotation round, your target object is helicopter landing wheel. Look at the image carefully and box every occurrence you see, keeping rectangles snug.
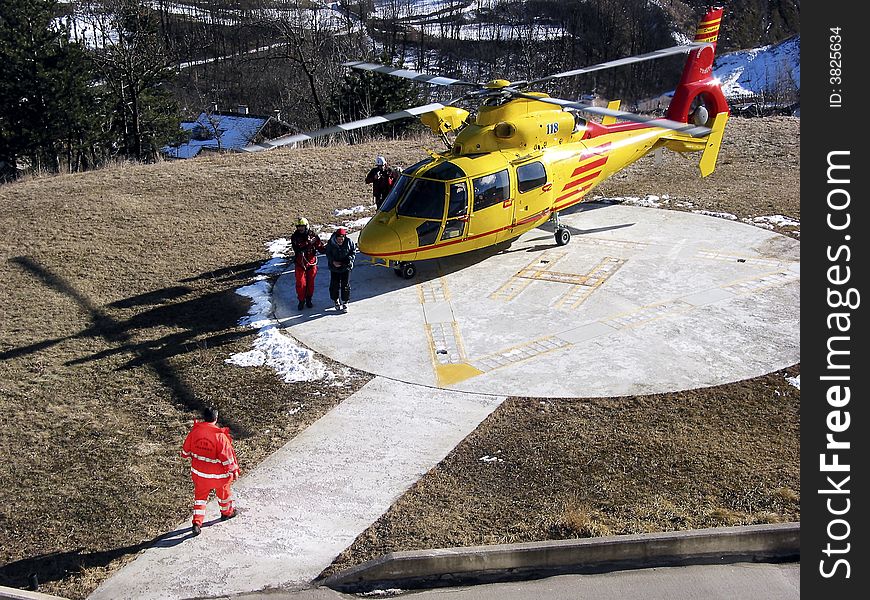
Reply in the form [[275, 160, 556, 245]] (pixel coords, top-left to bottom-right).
[[396, 261, 417, 279], [555, 227, 571, 246]]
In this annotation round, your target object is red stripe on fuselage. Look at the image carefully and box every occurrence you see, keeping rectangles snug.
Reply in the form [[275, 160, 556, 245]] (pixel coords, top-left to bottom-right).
[[562, 171, 601, 191], [571, 156, 607, 177], [367, 208, 552, 258], [554, 184, 594, 211]]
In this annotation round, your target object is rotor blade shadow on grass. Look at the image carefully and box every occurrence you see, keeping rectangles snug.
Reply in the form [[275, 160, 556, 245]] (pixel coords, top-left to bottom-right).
[[9, 256, 247, 436], [0, 335, 74, 361], [63, 329, 254, 369], [179, 260, 263, 284], [108, 285, 193, 309]]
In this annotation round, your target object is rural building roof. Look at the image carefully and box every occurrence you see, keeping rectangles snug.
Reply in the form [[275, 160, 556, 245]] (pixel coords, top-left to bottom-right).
[[163, 111, 272, 159]]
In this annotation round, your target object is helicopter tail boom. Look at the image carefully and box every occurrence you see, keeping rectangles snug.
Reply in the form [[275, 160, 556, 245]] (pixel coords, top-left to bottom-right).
[[666, 7, 729, 125]]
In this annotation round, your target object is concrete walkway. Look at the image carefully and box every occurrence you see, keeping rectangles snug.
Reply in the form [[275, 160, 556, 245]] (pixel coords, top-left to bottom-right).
[[88, 378, 505, 599]]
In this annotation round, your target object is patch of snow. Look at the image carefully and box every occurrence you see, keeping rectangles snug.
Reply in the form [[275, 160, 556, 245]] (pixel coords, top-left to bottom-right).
[[226, 238, 339, 383], [714, 35, 800, 99], [786, 375, 800, 390], [752, 215, 800, 228], [479, 455, 504, 463], [693, 210, 738, 221], [333, 205, 370, 217], [592, 195, 666, 208]]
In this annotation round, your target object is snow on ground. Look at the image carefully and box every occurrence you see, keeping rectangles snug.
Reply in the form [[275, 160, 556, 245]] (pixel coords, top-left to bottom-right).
[[786, 375, 800, 390], [714, 35, 800, 99], [594, 195, 799, 235], [226, 238, 350, 383]]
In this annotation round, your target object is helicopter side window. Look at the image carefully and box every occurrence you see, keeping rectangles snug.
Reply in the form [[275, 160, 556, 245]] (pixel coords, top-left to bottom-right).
[[472, 169, 510, 211], [517, 161, 547, 193], [379, 174, 410, 213], [397, 178, 446, 220], [441, 182, 468, 241]]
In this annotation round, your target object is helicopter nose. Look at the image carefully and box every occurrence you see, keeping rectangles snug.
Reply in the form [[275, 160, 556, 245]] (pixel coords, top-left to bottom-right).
[[358, 218, 402, 257]]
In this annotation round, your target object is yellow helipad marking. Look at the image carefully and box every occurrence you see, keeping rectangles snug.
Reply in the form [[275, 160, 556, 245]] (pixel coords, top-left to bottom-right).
[[491, 251, 624, 311], [722, 270, 800, 295], [554, 257, 625, 310], [696, 249, 786, 269], [435, 362, 484, 386], [419, 277, 480, 385], [490, 250, 568, 302], [602, 300, 695, 330], [468, 335, 572, 374], [575, 237, 651, 251], [418, 277, 451, 303]]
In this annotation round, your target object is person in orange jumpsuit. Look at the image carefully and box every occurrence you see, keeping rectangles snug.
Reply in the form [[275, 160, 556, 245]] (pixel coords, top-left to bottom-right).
[[180, 407, 240, 536], [291, 217, 325, 310]]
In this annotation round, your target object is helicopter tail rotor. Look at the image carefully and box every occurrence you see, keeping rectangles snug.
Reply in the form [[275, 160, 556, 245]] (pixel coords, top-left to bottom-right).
[[666, 6, 729, 126]]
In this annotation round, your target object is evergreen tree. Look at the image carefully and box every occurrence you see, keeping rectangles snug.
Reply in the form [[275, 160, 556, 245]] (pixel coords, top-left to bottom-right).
[[91, 0, 182, 162], [0, 0, 99, 178], [329, 56, 420, 137]]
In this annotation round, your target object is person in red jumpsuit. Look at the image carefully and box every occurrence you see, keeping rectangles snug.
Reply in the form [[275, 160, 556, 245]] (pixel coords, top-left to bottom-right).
[[181, 407, 240, 536], [291, 217, 325, 310]]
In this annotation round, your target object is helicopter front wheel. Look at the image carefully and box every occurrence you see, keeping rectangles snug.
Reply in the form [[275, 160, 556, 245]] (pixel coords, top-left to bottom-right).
[[555, 227, 571, 246], [395, 261, 417, 279]]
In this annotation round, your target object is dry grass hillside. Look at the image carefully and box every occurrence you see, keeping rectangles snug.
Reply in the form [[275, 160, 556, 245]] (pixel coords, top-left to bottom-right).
[[0, 116, 799, 599]]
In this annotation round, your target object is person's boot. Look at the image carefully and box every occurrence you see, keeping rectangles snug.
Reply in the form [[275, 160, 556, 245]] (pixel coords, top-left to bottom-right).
[[297, 300, 305, 310], [220, 509, 238, 522], [192, 523, 202, 536], [305, 298, 313, 308]]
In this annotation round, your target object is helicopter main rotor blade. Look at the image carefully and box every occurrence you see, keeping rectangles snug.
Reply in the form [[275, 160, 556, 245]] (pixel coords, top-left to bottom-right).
[[343, 61, 482, 88], [243, 102, 448, 152], [524, 42, 711, 87], [517, 93, 712, 138]]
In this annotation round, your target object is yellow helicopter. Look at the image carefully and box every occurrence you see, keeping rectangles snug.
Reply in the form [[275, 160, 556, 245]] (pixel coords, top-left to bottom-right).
[[248, 7, 730, 279]]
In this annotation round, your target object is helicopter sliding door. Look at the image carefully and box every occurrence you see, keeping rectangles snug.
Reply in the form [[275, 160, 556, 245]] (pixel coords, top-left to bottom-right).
[[511, 160, 551, 234], [439, 181, 469, 242], [467, 169, 511, 247]]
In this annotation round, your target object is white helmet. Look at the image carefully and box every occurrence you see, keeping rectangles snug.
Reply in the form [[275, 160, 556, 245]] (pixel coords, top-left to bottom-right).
[[375, 156, 386, 166]]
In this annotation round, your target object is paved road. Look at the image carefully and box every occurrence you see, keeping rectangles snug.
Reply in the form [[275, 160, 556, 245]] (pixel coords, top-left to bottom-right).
[[228, 562, 800, 600]]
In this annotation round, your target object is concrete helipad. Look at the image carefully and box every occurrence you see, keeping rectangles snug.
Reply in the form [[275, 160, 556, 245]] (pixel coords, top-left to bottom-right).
[[275, 203, 800, 398]]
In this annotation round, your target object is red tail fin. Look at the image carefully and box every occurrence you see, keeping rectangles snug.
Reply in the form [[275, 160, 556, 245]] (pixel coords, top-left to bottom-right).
[[666, 7, 729, 125]]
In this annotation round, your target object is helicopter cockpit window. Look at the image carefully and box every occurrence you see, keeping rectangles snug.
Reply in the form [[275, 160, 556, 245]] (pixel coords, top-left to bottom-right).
[[403, 157, 435, 176], [472, 169, 510, 211], [517, 161, 547, 193], [379, 174, 410, 213], [397, 177, 446, 220], [425, 161, 466, 181]]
